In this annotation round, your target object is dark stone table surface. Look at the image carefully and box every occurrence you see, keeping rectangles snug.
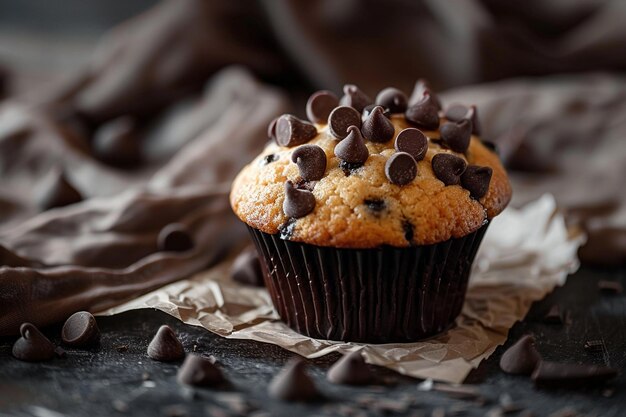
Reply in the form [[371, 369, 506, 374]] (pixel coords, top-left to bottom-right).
[[1, 266, 625, 417]]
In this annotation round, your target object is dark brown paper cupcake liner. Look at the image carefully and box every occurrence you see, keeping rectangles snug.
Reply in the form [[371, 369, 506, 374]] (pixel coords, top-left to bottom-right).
[[248, 223, 489, 343]]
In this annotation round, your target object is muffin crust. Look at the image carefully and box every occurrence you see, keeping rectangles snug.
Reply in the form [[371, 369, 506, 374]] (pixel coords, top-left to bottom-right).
[[231, 115, 511, 248]]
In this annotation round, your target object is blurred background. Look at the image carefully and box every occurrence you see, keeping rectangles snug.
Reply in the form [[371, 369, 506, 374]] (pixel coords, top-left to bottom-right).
[[0, 0, 624, 275]]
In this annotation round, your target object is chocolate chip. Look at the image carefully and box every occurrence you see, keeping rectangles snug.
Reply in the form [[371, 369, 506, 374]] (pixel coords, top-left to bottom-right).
[[339, 84, 372, 113], [269, 358, 320, 402], [543, 305, 563, 324], [262, 153, 279, 165], [364, 199, 386, 212], [499, 335, 541, 375], [38, 170, 82, 210], [231, 247, 264, 287], [291, 145, 327, 181], [92, 116, 142, 168], [362, 104, 390, 119], [583, 340, 604, 352], [306, 90, 339, 124], [147, 325, 185, 361], [395, 128, 428, 161], [339, 160, 364, 176], [158, 223, 194, 252], [598, 280, 623, 294], [62, 311, 100, 347], [431, 153, 467, 186], [408, 79, 442, 110], [469, 105, 482, 136], [283, 181, 315, 218], [327, 350, 374, 385], [334, 125, 369, 164], [403, 220, 414, 243], [275, 115, 317, 147], [440, 119, 472, 153], [531, 361, 617, 388], [445, 104, 481, 135], [12, 323, 55, 362], [405, 93, 440, 131], [362, 106, 395, 143], [375, 87, 408, 113], [328, 106, 362, 140], [461, 165, 492, 199], [385, 152, 417, 185], [267, 117, 279, 140], [177, 354, 225, 387]]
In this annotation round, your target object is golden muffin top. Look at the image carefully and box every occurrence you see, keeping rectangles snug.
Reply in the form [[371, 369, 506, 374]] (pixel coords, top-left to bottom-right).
[[231, 81, 511, 248]]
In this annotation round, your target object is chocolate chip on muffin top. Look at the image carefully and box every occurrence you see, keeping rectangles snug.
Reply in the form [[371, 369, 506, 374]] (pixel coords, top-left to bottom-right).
[[230, 81, 512, 248]]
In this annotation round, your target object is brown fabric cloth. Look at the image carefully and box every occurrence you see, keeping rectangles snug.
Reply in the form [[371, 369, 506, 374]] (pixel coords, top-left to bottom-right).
[[0, 68, 289, 335], [1, 0, 626, 335]]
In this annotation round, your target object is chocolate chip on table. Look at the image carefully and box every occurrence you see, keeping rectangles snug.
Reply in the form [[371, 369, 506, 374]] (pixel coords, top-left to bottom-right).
[[12, 323, 55, 362], [306, 90, 339, 124], [598, 280, 623, 294], [405, 93, 440, 131], [328, 106, 362, 140], [362, 106, 395, 143], [385, 152, 417, 185], [408, 79, 442, 110], [375, 87, 408, 113], [231, 247, 264, 287], [583, 340, 604, 352], [92, 116, 142, 168], [327, 350, 375, 385], [274, 115, 318, 147], [283, 181, 316, 218], [38, 170, 83, 210], [147, 325, 185, 361], [339, 84, 372, 113], [62, 311, 100, 347], [262, 153, 279, 165], [445, 104, 481, 135], [158, 223, 194, 252], [269, 358, 320, 402], [291, 145, 327, 181], [364, 199, 386, 213], [334, 125, 369, 164], [177, 354, 225, 387], [395, 128, 428, 161], [362, 104, 390, 119], [499, 335, 541, 375], [431, 153, 467, 186], [531, 361, 617, 388], [543, 305, 563, 324], [461, 165, 492, 199], [440, 119, 472, 153]]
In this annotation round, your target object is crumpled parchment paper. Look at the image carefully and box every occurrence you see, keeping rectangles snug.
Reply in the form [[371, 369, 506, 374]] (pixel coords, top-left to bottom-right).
[[98, 194, 584, 383]]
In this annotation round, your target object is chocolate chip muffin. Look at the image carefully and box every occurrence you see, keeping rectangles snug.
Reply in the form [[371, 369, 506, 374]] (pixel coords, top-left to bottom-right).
[[230, 81, 511, 343]]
